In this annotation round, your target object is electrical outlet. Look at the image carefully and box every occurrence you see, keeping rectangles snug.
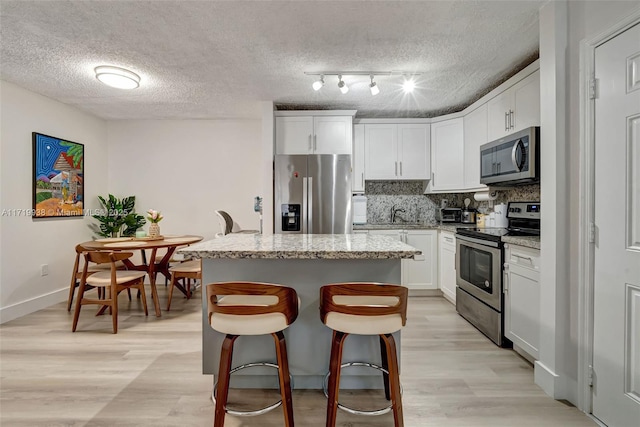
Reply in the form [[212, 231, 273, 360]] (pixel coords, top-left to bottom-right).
[[40, 264, 49, 276]]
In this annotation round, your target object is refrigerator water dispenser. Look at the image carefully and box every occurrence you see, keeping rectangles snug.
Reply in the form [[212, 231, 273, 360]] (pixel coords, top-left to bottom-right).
[[281, 204, 301, 231]]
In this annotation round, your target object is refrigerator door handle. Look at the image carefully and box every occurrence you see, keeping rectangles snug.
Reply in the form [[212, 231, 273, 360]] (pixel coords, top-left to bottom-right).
[[302, 177, 308, 233], [307, 177, 313, 233]]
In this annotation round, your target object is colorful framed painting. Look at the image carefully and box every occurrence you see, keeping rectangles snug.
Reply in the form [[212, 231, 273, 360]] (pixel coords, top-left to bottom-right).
[[32, 132, 84, 218]]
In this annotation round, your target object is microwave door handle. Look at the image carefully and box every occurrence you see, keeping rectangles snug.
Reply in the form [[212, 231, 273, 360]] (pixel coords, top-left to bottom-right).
[[511, 139, 524, 171]]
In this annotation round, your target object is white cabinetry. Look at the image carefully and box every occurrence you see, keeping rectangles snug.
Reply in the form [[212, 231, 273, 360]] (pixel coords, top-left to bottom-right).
[[438, 231, 457, 303], [504, 244, 540, 360], [275, 114, 353, 155], [364, 124, 430, 180], [487, 70, 540, 141], [463, 104, 488, 191], [352, 124, 365, 192], [430, 118, 464, 191], [368, 229, 437, 290]]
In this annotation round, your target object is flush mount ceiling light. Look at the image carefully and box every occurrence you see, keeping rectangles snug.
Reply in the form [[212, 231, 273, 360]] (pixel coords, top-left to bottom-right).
[[305, 71, 421, 95], [337, 75, 349, 94], [312, 75, 325, 91], [94, 66, 140, 89], [369, 75, 380, 96]]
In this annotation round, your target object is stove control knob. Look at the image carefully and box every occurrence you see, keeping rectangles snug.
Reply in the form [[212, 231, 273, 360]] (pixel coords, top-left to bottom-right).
[[484, 280, 490, 288]]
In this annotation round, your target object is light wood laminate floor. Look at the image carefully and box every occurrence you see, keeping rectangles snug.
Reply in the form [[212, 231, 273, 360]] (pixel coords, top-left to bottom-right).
[[0, 289, 596, 426]]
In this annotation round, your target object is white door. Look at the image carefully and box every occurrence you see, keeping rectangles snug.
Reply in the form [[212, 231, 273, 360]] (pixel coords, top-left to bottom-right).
[[592, 22, 640, 427], [314, 116, 352, 154], [438, 231, 456, 303], [352, 124, 365, 192], [512, 70, 540, 133], [430, 118, 464, 190], [365, 124, 397, 179], [403, 230, 437, 290], [397, 124, 430, 179], [463, 103, 488, 190], [275, 116, 313, 154]]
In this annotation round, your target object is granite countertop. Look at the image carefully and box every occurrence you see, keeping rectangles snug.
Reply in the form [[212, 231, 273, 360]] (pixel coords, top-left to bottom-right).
[[353, 223, 477, 233], [502, 235, 541, 250], [178, 233, 421, 260]]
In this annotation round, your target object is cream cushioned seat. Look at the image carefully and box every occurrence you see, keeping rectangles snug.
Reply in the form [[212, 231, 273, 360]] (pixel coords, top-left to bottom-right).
[[326, 295, 403, 335], [169, 259, 201, 273], [86, 270, 146, 286], [210, 295, 298, 336]]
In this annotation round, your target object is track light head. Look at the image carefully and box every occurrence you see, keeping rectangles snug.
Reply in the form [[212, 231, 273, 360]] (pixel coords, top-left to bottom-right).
[[369, 75, 380, 95], [312, 75, 324, 91], [337, 75, 349, 94]]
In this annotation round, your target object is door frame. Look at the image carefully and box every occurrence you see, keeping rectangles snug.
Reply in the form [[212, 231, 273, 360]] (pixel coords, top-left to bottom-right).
[[578, 10, 640, 414]]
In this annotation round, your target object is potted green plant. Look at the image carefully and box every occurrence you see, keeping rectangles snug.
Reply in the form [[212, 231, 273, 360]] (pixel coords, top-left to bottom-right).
[[90, 194, 146, 238]]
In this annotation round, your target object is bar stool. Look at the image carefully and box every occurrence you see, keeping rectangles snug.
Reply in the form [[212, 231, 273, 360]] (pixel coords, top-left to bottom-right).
[[206, 281, 298, 427], [319, 282, 408, 427]]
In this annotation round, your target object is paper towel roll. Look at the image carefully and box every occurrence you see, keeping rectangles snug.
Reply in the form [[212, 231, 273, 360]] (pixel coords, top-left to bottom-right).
[[473, 191, 497, 202]]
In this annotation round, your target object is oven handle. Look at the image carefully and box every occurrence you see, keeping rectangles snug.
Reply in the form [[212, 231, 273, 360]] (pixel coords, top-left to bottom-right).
[[455, 233, 501, 248]]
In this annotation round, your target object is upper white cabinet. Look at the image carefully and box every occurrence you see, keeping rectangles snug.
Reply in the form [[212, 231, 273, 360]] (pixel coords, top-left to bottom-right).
[[352, 124, 365, 192], [364, 123, 430, 180], [429, 118, 464, 191], [275, 113, 354, 155], [463, 104, 488, 190], [487, 70, 540, 141]]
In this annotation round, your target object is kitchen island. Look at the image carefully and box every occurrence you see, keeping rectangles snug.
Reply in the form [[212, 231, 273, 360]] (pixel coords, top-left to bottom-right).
[[179, 233, 420, 390]]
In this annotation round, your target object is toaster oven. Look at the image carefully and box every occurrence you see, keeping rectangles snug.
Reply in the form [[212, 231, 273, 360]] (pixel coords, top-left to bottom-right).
[[439, 208, 462, 223]]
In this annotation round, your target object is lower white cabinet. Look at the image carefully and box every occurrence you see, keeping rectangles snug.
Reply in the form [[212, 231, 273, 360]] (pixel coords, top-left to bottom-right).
[[368, 229, 437, 290], [504, 244, 540, 360], [438, 231, 457, 303]]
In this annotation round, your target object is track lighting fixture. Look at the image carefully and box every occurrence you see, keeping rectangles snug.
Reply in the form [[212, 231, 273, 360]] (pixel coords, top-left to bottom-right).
[[337, 75, 349, 94], [369, 75, 380, 95], [312, 75, 324, 91], [304, 71, 421, 95]]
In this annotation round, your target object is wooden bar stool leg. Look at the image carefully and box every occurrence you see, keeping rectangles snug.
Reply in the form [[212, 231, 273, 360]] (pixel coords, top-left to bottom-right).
[[381, 333, 404, 427], [215, 334, 238, 427], [138, 279, 149, 316], [273, 331, 294, 427], [379, 335, 391, 401], [71, 281, 87, 332], [326, 330, 347, 427]]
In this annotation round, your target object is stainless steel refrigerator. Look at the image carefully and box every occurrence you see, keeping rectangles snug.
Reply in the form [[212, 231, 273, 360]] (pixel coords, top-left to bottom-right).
[[274, 154, 352, 234]]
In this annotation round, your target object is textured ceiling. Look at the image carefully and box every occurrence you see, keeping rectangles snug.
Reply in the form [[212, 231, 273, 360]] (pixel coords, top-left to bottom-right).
[[0, 1, 543, 120]]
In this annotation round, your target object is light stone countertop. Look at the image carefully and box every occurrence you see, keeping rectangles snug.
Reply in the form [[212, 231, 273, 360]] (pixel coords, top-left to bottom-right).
[[353, 223, 477, 233], [178, 233, 421, 260], [502, 235, 541, 250]]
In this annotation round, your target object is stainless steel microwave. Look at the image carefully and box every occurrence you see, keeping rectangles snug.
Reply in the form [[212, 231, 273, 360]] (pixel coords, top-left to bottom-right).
[[480, 127, 539, 186]]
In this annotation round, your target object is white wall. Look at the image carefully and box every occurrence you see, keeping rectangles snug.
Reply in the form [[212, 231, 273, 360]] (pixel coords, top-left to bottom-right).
[[107, 119, 263, 241], [0, 80, 108, 323], [538, 0, 640, 408]]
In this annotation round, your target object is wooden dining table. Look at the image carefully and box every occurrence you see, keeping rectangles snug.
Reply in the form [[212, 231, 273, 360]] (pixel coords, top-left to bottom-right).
[[79, 235, 203, 317]]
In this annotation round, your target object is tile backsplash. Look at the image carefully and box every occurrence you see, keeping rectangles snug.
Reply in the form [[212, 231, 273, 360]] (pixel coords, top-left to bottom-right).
[[363, 181, 540, 225]]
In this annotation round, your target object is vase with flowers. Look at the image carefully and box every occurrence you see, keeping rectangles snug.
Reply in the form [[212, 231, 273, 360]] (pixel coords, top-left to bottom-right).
[[147, 209, 164, 238]]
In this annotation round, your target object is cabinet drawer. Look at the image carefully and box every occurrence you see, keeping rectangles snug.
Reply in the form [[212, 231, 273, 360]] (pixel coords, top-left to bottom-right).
[[505, 244, 539, 270], [439, 231, 456, 249]]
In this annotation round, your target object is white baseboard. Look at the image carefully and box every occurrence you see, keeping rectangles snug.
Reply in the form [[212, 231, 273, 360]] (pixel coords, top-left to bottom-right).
[[535, 360, 561, 398], [409, 289, 442, 297], [0, 288, 67, 324]]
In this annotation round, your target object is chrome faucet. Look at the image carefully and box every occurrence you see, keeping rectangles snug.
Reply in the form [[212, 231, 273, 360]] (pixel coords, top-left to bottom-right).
[[391, 205, 405, 223]]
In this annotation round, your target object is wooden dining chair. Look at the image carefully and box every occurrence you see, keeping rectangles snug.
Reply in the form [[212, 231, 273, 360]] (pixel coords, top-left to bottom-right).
[[72, 251, 148, 334], [66, 244, 127, 311], [166, 259, 202, 310]]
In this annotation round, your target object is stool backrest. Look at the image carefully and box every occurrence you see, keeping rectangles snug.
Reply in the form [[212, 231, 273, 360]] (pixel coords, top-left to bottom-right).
[[320, 283, 408, 325], [206, 282, 298, 326], [215, 210, 234, 235]]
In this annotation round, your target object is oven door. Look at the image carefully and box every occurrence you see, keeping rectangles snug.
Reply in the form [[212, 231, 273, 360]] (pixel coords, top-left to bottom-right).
[[455, 234, 503, 311]]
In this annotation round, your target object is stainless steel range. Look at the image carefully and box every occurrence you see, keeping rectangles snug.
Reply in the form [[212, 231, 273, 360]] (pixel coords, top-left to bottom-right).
[[455, 201, 541, 347]]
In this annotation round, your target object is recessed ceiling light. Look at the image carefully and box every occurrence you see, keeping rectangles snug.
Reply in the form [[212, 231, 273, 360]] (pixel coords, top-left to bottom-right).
[[402, 79, 415, 93], [94, 66, 140, 89]]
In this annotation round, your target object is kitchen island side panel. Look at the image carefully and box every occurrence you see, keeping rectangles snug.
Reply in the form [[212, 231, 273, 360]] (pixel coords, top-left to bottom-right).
[[201, 258, 401, 390]]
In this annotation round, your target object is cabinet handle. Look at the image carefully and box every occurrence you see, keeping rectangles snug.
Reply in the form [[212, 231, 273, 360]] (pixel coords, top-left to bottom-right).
[[313, 134, 317, 151], [505, 112, 509, 131], [444, 237, 453, 243], [509, 110, 514, 129], [361, 172, 364, 188], [395, 161, 398, 176], [400, 161, 403, 176], [503, 267, 509, 294], [513, 254, 534, 264], [308, 134, 312, 151]]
